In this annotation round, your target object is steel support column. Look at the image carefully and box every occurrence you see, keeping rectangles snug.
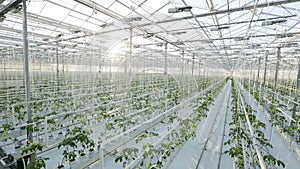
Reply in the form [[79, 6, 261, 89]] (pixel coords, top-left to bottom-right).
[[262, 51, 269, 88], [192, 55, 195, 76], [256, 57, 261, 90], [129, 28, 132, 82], [292, 61, 300, 123], [22, 0, 34, 162], [274, 47, 281, 94], [56, 44, 59, 74]]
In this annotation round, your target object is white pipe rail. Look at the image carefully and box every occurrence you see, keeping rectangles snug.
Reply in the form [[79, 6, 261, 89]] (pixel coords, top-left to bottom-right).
[[264, 98, 297, 123], [237, 82, 266, 169]]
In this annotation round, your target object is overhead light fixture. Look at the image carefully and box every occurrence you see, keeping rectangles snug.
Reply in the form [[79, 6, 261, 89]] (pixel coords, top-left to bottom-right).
[[258, 49, 268, 53], [294, 49, 300, 52], [210, 26, 230, 31], [73, 30, 81, 34], [173, 41, 184, 45], [124, 16, 142, 22], [171, 31, 186, 35], [253, 44, 261, 47], [143, 32, 154, 38], [11, 4, 22, 13], [56, 33, 63, 38], [100, 22, 114, 28], [202, 40, 213, 43], [0, 15, 6, 22], [283, 42, 298, 47], [261, 19, 287, 26], [234, 37, 249, 41], [156, 43, 163, 47], [275, 33, 294, 38], [70, 29, 84, 34], [168, 6, 192, 13], [247, 44, 261, 48]]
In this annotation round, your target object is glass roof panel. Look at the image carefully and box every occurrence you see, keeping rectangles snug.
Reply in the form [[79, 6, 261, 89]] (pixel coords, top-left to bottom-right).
[[73, 3, 94, 16], [87, 17, 104, 25], [27, 1, 47, 15], [52, 0, 78, 7], [96, 0, 115, 8], [109, 1, 132, 16], [80, 21, 100, 32], [91, 11, 112, 23], [63, 15, 85, 28], [38, 2, 70, 22], [135, 2, 158, 15], [68, 11, 89, 21], [143, 0, 170, 15], [0, 0, 299, 71]]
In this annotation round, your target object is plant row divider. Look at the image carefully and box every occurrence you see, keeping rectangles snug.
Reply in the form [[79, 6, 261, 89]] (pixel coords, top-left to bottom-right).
[[237, 82, 266, 169]]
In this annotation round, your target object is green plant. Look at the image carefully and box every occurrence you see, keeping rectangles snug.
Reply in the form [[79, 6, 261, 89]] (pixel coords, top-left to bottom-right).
[[58, 127, 95, 164], [135, 131, 159, 143], [26, 157, 49, 169], [22, 142, 49, 169], [225, 81, 285, 168], [115, 147, 139, 164]]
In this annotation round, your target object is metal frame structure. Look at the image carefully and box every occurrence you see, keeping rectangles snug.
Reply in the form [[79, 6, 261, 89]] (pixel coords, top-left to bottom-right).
[[0, 0, 299, 71]]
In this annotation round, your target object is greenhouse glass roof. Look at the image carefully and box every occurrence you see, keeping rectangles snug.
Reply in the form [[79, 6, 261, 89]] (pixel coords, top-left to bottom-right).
[[0, 0, 300, 72]]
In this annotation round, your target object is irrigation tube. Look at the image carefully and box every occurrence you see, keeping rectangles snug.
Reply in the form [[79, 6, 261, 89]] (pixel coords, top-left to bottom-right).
[[236, 82, 267, 169]]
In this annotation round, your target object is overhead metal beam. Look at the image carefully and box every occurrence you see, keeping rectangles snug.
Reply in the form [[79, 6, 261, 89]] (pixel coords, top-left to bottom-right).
[[51, 0, 300, 44], [146, 0, 300, 26], [182, 31, 300, 42], [0, 26, 57, 40], [74, 0, 122, 20], [9, 12, 92, 34], [145, 15, 296, 35], [292, 61, 300, 122], [274, 47, 281, 94], [21, 0, 34, 162], [0, 0, 22, 17]]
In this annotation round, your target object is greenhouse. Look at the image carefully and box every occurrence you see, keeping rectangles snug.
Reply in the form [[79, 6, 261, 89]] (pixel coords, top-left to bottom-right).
[[0, 0, 300, 168]]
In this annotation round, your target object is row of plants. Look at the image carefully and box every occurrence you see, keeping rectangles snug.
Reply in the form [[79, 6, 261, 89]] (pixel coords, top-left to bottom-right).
[[0, 73, 211, 168], [0, 73, 215, 168], [224, 80, 285, 168], [113, 79, 225, 169], [242, 80, 300, 144]]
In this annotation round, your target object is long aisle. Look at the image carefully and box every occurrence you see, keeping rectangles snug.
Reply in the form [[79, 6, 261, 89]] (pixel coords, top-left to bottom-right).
[[167, 81, 233, 169]]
